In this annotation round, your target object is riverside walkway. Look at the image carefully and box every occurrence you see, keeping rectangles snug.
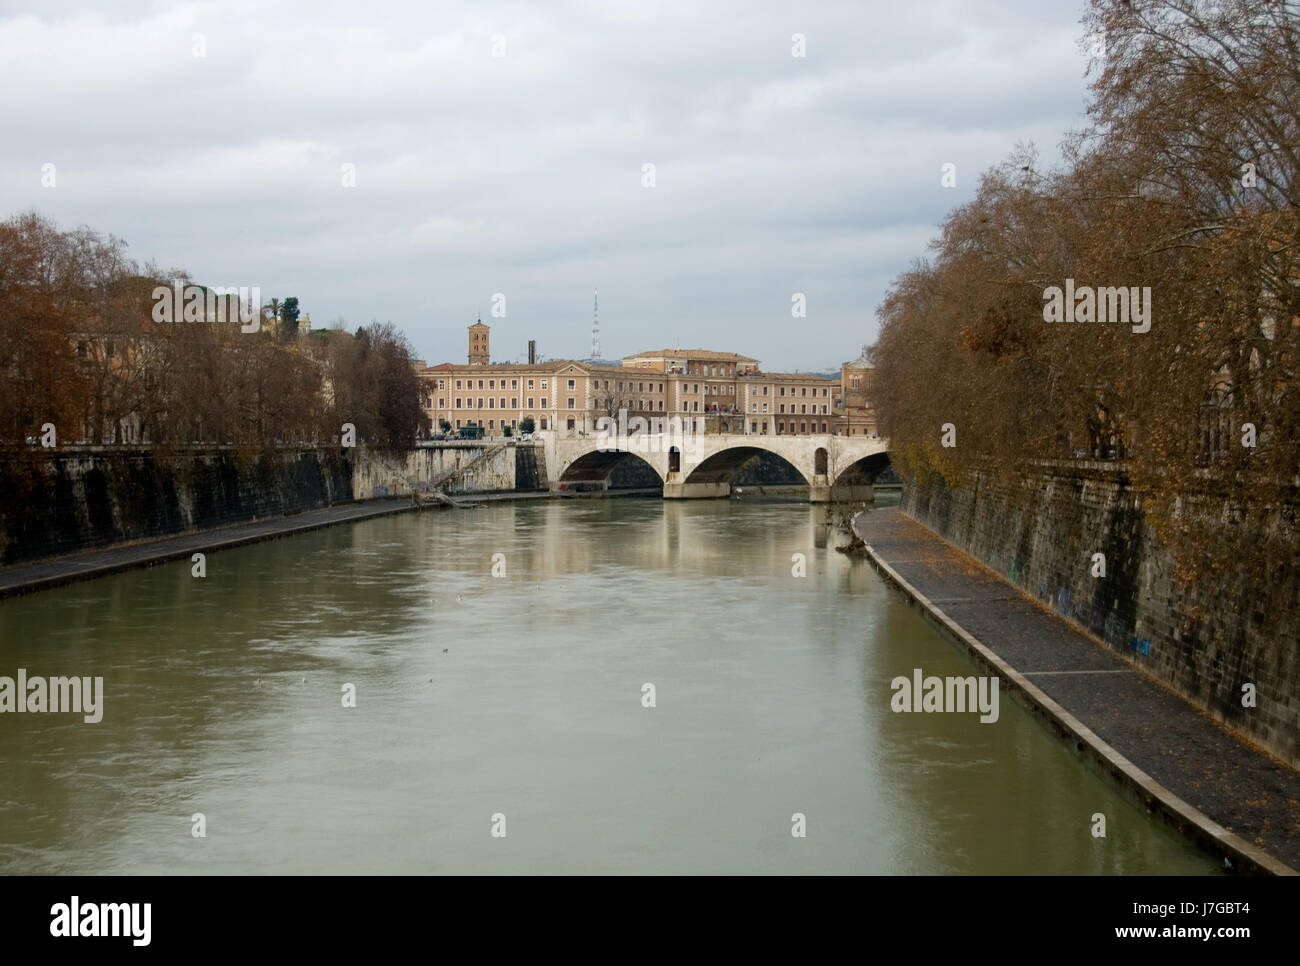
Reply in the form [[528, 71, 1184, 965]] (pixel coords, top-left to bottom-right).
[[0, 500, 416, 599], [854, 507, 1300, 875]]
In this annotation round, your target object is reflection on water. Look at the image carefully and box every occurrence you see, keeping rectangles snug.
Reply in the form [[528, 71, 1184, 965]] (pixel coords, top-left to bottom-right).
[[0, 496, 1217, 873]]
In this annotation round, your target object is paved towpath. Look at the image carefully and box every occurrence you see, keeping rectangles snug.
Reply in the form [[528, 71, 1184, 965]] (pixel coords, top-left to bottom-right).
[[0, 500, 416, 599], [854, 507, 1300, 875]]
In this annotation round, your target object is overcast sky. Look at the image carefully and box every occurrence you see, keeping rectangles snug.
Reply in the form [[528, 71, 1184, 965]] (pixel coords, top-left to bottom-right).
[[1, 0, 1096, 371]]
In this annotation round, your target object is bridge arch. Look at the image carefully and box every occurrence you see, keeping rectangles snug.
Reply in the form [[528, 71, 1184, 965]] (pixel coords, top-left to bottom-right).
[[557, 447, 664, 490], [682, 446, 810, 486], [831, 451, 891, 488]]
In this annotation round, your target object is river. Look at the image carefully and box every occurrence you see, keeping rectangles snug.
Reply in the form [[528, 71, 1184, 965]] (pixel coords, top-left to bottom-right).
[[0, 495, 1217, 874]]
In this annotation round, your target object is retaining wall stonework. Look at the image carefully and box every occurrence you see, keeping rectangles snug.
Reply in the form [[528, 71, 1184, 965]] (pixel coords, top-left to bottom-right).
[[0, 447, 352, 565], [903, 465, 1300, 767]]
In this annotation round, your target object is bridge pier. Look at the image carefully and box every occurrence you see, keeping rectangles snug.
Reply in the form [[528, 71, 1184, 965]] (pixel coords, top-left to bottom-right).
[[663, 480, 731, 499]]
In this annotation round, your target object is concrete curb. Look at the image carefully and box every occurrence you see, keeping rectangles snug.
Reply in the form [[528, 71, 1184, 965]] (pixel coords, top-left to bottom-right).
[[852, 512, 1296, 877]]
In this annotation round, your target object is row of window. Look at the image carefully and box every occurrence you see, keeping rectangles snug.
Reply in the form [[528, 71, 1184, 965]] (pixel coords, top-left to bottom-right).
[[773, 421, 829, 434], [447, 397, 575, 410], [744, 403, 831, 415], [435, 377, 832, 398], [434, 397, 833, 416], [597, 400, 668, 412], [445, 416, 835, 434], [448, 377, 575, 391]]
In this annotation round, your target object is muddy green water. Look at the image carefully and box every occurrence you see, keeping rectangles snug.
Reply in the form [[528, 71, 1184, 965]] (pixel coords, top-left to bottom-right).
[[0, 497, 1217, 874]]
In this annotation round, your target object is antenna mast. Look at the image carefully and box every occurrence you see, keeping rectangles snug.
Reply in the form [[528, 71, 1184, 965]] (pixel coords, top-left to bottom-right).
[[591, 287, 601, 361]]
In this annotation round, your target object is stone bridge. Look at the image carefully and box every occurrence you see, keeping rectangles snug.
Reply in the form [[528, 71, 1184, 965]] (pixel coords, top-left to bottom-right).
[[541, 432, 890, 501]]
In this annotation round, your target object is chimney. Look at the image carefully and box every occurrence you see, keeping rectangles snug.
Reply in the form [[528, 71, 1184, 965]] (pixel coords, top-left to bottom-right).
[[528, 340, 536, 365]]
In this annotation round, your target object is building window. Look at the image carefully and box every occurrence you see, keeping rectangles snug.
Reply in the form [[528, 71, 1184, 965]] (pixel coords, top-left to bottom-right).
[[569, 379, 576, 390], [567, 398, 576, 409], [801, 405, 807, 414], [566, 418, 575, 430], [478, 380, 484, 389], [489, 379, 495, 389], [541, 398, 548, 408], [477, 397, 484, 408], [800, 422, 807, 433], [511, 380, 518, 389], [541, 418, 548, 429], [455, 398, 461, 408], [528, 379, 535, 389], [778, 422, 784, 433], [489, 419, 495, 429], [763, 387, 768, 396], [527, 397, 534, 408], [779, 404, 785, 414], [511, 398, 518, 408], [762, 403, 768, 413], [489, 398, 495, 408], [456, 380, 462, 389], [438, 398, 444, 408], [851, 376, 861, 389], [541, 379, 548, 389]]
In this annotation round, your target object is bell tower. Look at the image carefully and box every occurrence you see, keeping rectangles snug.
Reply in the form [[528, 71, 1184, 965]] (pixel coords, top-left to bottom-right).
[[468, 318, 490, 366]]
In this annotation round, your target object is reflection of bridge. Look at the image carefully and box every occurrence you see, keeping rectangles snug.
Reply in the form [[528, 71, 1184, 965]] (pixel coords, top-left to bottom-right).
[[542, 433, 890, 501]]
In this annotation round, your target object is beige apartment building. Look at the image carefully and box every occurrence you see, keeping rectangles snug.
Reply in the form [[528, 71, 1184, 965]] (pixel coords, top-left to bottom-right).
[[418, 324, 870, 438]]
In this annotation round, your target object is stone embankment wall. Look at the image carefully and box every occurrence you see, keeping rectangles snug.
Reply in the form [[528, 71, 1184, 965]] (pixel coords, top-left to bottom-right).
[[0, 447, 352, 565], [903, 464, 1299, 767], [0, 442, 550, 567], [352, 442, 547, 498]]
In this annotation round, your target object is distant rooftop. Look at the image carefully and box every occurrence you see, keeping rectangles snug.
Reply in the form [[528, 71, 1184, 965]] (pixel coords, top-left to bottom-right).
[[846, 347, 874, 369], [749, 370, 834, 381], [623, 349, 760, 363], [421, 359, 595, 373]]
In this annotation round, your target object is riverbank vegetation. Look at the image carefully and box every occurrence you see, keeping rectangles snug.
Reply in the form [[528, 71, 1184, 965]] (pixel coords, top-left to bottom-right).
[[873, 0, 1300, 593], [0, 212, 424, 452]]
